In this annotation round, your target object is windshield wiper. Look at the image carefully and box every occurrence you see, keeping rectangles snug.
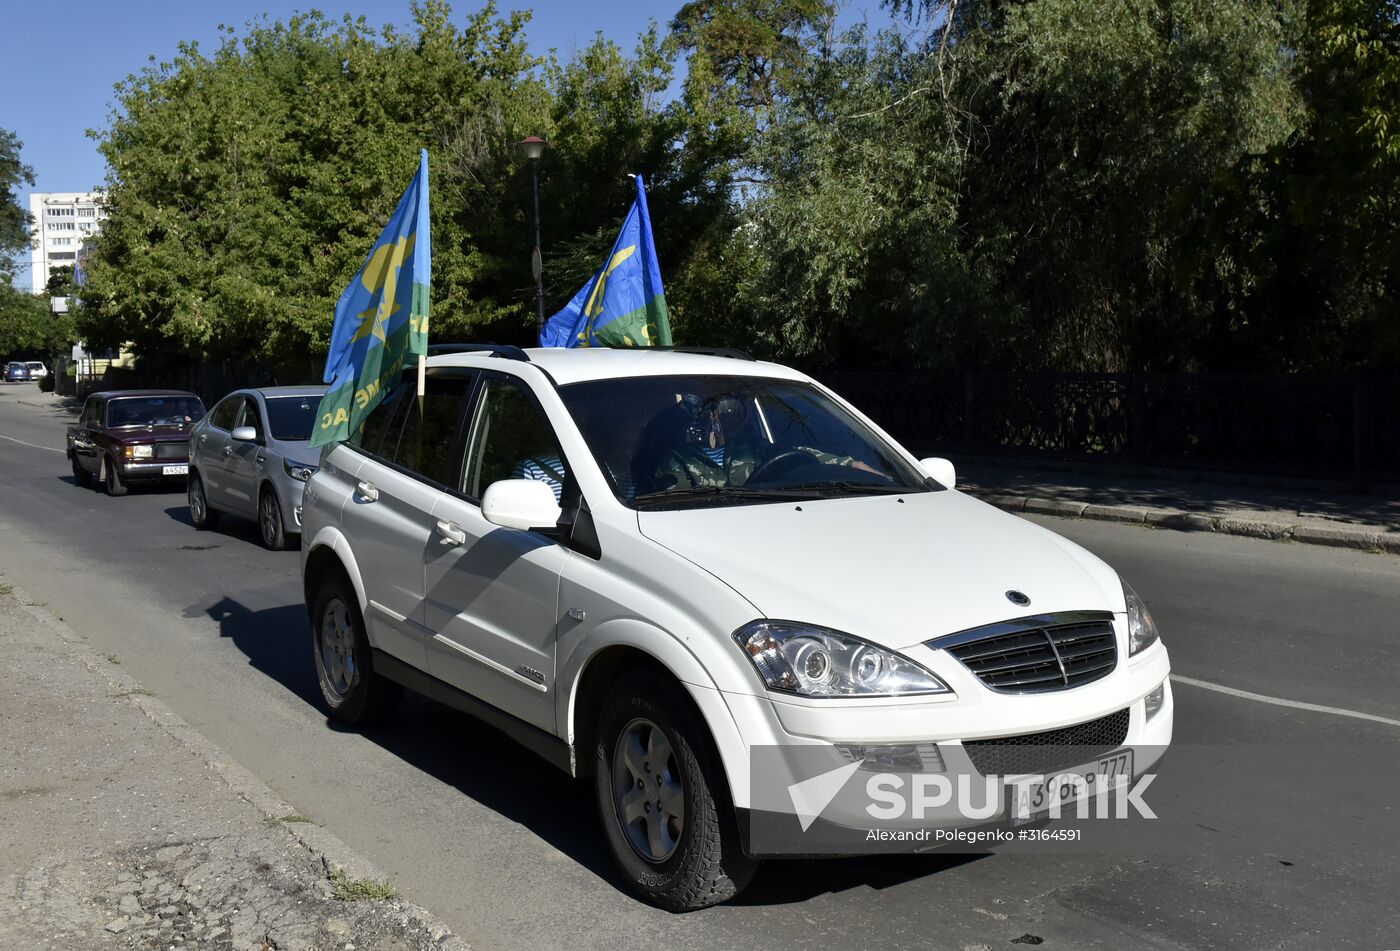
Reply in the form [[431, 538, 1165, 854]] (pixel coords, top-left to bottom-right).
[[786, 480, 921, 495], [633, 485, 820, 509]]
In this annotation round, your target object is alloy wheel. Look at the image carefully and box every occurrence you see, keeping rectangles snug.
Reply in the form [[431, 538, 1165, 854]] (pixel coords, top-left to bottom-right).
[[612, 717, 685, 863], [260, 493, 280, 547], [319, 597, 356, 698], [189, 479, 206, 523]]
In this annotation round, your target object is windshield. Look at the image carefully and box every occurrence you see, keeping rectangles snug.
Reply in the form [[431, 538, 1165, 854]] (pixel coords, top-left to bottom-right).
[[264, 395, 320, 442], [106, 396, 205, 428], [559, 375, 933, 510]]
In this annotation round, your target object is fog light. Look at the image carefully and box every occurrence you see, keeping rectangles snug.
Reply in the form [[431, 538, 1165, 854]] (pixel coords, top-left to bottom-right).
[[837, 744, 944, 773], [1144, 680, 1166, 721]]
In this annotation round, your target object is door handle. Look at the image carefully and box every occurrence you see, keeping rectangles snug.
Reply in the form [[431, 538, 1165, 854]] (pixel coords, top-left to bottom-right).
[[356, 480, 379, 502], [435, 520, 466, 545], [256, 456, 266, 465], [222, 446, 233, 456]]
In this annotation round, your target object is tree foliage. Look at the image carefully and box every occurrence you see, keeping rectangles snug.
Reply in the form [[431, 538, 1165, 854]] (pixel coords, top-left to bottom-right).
[[78, 0, 1400, 373]]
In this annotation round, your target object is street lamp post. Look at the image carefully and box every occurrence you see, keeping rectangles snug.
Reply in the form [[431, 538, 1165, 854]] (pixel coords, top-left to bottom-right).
[[518, 136, 547, 339]]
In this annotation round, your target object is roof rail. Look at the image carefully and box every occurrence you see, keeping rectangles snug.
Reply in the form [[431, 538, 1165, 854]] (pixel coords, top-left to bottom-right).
[[425, 343, 531, 362], [647, 345, 755, 361]]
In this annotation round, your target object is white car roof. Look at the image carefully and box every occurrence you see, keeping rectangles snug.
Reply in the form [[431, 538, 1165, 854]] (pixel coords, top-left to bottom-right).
[[424, 347, 812, 387]]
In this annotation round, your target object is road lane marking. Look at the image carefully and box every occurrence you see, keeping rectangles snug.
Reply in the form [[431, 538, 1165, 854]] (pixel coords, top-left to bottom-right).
[[1173, 674, 1400, 728], [0, 433, 64, 454]]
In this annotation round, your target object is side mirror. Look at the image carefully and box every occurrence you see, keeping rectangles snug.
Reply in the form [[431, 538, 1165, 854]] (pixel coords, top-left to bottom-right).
[[482, 479, 563, 532], [919, 456, 956, 489], [230, 426, 258, 442]]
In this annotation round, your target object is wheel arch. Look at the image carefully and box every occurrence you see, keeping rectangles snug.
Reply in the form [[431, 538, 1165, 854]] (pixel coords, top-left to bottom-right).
[[301, 528, 368, 625], [564, 633, 749, 810]]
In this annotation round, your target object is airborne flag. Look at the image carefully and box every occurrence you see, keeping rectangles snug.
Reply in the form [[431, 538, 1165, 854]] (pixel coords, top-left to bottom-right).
[[311, 149, 431, 447], [540, 174, 671, 348]]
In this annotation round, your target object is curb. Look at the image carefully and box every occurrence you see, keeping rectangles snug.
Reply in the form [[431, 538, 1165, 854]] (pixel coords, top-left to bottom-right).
[[4, 583, 467, 951], [966, 490, 1397, 555]]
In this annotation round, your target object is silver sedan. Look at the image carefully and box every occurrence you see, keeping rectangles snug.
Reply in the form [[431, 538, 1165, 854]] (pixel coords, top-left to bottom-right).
[[187, 385, 326, 549]]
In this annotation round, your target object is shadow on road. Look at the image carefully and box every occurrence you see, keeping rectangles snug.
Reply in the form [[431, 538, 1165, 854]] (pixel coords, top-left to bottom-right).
[[185, 591, 967, 906], [58, 476, 188, 497], [163, 505, 266, 548]]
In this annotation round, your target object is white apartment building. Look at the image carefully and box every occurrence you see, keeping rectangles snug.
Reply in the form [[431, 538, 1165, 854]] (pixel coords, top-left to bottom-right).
[[28, 191, 105, 294]]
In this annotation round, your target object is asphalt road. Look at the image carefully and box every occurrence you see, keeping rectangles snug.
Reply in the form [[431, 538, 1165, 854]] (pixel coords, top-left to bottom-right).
[[2, 382, 1397, 951]]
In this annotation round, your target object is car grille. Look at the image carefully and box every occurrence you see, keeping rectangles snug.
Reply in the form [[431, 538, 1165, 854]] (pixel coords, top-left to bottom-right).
[[961, 708, 1130, 777], [931, 612, 1118, 693], [154, 442, 188, 460]]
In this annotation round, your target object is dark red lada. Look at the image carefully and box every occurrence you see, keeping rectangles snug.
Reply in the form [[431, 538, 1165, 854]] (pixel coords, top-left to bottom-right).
[[66, 390, 206, 496]]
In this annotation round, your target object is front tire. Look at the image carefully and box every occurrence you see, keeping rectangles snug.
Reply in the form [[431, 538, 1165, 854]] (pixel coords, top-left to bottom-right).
[[103, 456, 128, 497], [188, 473, 220, 529], [311, 570, 402, 725], [595, 671, 757, 911], [259, 487, 289, 550]]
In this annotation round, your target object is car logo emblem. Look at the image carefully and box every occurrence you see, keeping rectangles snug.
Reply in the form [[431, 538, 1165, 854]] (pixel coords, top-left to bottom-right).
[[1005, 590, 1031, 607]]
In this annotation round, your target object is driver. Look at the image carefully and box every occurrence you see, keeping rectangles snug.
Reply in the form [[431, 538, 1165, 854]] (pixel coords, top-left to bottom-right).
[[642, 395, 741, 492], [642, 394, 882, 493]]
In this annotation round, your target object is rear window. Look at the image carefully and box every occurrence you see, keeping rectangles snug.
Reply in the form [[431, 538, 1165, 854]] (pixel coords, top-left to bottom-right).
[[264, 395, 320, 442]]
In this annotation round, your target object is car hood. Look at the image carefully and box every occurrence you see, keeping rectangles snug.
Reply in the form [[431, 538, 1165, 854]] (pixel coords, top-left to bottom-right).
[[636, 489, 1125, 650]]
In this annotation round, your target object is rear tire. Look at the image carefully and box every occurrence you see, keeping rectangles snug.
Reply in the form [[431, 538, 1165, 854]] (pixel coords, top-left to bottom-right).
[[595, 670, 758, 911], [312, 570, 402, 725], [71, 452, 93, 488], [259, 487, 289, 550], [188, 473, 220, 529], [103, 456, 128, 497]]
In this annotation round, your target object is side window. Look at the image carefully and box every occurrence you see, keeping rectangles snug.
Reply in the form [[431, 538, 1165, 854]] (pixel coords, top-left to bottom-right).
[[462, 378, 567, 502], [209, 396, 240, 431], [82, 399, 99, 428], [386, 376, 474, 485], [234, 397, 263, 439], [352, 382, 409, 457]]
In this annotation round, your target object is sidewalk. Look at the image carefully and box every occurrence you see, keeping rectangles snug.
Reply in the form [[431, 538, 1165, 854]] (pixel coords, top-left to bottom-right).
[[0, 581, 466, 951], [957, 457, 1400, 553]]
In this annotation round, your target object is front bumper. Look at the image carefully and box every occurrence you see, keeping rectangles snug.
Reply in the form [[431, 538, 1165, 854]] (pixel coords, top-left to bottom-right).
[[120, 460, 190, 481], [713, 635, 1173, 811]]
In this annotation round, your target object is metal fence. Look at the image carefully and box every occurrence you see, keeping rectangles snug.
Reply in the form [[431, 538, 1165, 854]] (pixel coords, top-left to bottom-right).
[[62, 357, 318, 407], [822, 371, 1400, 482], [52, 355, 1400, 481]]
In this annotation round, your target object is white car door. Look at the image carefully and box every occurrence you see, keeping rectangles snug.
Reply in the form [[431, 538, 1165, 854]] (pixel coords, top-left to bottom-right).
[[424, 373, 572, 733], [342, 372, 475, 672]]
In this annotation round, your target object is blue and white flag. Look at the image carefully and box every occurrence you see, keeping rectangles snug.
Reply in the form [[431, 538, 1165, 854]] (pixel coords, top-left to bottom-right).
[[540, 175, 671, 348], [311, 149, 431, 447]]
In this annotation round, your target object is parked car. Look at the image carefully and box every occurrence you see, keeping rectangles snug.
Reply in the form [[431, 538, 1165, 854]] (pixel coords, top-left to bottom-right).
[[4, 361, 31, 382], [188, 385, 326, 550], [25, 361, 48, 380], [66, 390, 205, 496], [299, 346, 1173, 910]]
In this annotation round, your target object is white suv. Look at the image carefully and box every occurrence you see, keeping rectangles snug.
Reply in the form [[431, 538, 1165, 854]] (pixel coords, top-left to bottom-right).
[[300, 346, 1172, 909]]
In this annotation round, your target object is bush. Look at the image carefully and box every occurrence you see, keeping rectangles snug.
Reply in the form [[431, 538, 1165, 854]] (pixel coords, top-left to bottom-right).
[[37, 372, 54, 393]]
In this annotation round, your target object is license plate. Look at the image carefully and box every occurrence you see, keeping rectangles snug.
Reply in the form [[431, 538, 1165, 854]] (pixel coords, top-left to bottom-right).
[[162, 464, 189, 476], [1008, 749, 1134, 825]]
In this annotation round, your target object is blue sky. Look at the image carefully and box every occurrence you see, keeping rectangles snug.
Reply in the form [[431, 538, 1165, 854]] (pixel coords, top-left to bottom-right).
[[2, 0, 889, 283]]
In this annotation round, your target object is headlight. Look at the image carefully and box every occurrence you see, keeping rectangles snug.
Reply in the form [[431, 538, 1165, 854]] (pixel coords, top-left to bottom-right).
[[284, 459, 317, 482], [1122, 581, 1160, 656], [734, 620, 951, 698], [126, 444, 153, 459]]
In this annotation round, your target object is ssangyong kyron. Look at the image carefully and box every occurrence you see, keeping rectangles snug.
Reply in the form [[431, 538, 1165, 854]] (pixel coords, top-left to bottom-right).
[[300, 346, 1173, 910]]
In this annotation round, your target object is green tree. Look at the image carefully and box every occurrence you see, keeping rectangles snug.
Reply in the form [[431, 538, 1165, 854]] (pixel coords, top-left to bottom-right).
[[81, 1, 548, 365], [1, 127, 34, 287]]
